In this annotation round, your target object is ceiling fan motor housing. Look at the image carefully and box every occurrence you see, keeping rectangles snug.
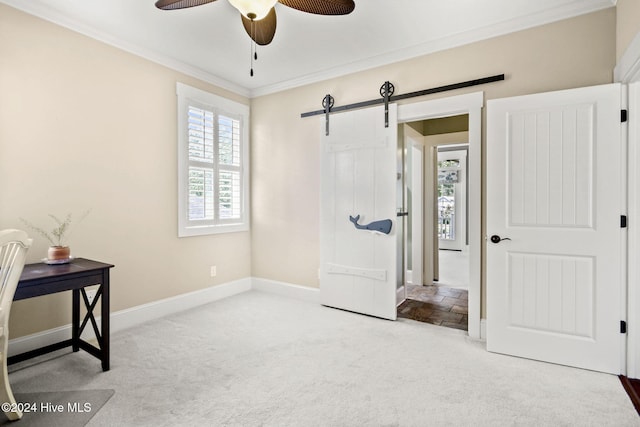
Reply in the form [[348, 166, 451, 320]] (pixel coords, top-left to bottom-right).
[[228, 0, 278, 20]]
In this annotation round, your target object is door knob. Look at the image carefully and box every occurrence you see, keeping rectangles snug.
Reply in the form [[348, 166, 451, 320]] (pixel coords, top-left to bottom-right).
[[490, 235, 511, 244]]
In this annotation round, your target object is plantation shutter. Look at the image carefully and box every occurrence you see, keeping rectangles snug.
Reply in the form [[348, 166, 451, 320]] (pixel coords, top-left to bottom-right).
[[186, 102, 243, 226], [217, 114, 242, 222]]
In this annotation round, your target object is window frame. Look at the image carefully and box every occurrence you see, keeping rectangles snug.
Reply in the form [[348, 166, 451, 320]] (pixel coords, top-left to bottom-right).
[[176, 82, 250, 237]]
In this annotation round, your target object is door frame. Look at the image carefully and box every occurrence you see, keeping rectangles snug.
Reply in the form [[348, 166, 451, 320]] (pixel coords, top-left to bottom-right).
[[627, 81, 639, 378], [616, 32, 640, 378], [405, 126, 424, 288], [398, 91, 483, 339]]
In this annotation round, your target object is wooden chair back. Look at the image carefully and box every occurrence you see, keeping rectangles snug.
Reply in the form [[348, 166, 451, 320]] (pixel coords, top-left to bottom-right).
[[0, 230, 32, 326]]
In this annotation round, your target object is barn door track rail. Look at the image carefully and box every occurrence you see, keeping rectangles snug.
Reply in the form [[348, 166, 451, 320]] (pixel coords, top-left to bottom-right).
[[302, 74, 505, 135]]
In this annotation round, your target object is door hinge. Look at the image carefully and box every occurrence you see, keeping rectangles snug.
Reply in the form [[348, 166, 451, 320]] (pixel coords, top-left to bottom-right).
[[621, 321, 627, 334], [622, 109, 628, 123], [621, 215, 628, 228]]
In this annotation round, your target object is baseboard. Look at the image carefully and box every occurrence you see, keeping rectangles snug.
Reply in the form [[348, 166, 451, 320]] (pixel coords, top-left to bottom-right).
[[8, 277, 321, 357], [251, 277, 320, 303], [396, 285, 406, 307], [8, 277, 252, 357], [406, 270, 413, 285], [9, 276, 486, 356], [8, 324, 74, 358], [111, 277, 252, 331]]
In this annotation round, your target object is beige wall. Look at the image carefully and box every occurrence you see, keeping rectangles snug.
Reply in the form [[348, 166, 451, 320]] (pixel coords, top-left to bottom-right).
[[251, 8, 616, 303], [0, 4, 252, 338], [616, 0, 640, 61], [0, 5, 619, 338]]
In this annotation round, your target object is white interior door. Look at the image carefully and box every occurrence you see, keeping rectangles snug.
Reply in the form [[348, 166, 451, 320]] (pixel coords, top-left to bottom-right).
[[487, 83, 624, 374], [320, 104, 398, 320]]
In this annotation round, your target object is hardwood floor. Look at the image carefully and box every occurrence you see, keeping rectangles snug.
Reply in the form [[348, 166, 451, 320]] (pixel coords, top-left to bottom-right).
[[397, 284, 468, 331], [620, 376, 640, 416]]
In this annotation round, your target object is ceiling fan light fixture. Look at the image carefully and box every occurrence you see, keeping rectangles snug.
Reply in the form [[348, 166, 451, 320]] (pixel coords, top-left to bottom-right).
[[228, 0, 278, 20]]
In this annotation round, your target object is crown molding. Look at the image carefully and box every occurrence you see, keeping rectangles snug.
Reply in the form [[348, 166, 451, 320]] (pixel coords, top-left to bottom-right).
[[0, 0, 252, 98], [249, 0, 615, 97], [1, 0, 615, 99]]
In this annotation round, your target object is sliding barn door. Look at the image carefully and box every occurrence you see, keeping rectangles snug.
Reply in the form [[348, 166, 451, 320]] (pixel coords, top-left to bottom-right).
[[486, 84, 624, 374], [320, 104, 398, 320]]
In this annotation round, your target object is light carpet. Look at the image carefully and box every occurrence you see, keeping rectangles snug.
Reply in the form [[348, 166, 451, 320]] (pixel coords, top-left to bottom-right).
[[6, 291, 639, 426]]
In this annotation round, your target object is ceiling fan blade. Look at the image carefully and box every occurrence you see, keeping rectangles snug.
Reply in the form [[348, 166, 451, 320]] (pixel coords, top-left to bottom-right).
[[277, 0, 354, 15], [241, 7, 277, 46], [155, 0, 217, 10]]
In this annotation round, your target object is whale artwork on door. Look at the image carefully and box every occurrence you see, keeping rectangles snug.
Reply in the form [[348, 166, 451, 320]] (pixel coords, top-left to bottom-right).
[[349, 215, 392, 235]]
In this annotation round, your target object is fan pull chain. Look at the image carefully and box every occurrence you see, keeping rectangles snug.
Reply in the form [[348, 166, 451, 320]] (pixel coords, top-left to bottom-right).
[[250, 19, 256, 77], [251, 43, 257, 77]]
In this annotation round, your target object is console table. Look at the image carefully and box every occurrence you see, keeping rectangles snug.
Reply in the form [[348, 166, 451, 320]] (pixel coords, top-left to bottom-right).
[[8, 258, 114, 371]]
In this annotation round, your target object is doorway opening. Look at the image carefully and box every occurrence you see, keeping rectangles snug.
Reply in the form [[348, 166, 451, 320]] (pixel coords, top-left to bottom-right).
[[397, 115, 470, 331], [437, 145, 470, 290]]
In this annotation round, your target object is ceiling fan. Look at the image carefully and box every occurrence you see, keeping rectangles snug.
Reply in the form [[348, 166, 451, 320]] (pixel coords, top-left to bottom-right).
[[155, 0, 355, 46]]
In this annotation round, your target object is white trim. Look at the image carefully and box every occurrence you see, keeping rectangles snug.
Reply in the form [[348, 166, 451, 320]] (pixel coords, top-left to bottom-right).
[[0, 0, 614, 98], [0, 0, 251, 98], [397, 92, 484, 122], [405, 270, 413, 285], [8, 278, 252, 357], [615, 32, 640, 84], [176, 83, 251, 237], [111, 278, 252, 329], [8, 277, 323, 358], [8, 324, 71, 359], [397, 92, 484, 340], [396, 285, 406, 307], [480, 319, 487, 341], [409, 138, 425, 288], [621, 84, 629, 376], [251, 1, 614, 97], [11, 273, 494, 357], [252, 277, 320, 303], [627, 82, 640, 378], [619, 32, 640, 378]]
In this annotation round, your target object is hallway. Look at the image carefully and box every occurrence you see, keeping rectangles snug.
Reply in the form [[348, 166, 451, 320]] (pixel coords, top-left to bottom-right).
[[437, 249, 469, 289], [398, 284, 468, 331]]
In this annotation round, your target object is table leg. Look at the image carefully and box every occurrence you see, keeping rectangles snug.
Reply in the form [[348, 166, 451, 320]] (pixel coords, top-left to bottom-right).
[[101, 270, 110, 371], [72, 289, 80, 352]]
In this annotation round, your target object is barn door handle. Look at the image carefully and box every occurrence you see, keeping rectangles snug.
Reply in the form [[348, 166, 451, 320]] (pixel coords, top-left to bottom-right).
[[490, 235, 511, 244]]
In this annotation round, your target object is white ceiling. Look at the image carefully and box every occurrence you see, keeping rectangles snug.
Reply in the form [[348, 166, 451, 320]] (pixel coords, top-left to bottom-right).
[[1, 0, 615, 97]]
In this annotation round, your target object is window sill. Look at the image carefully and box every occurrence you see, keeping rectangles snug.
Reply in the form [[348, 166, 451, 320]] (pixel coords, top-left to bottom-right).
[[178, 223, 249, 237]]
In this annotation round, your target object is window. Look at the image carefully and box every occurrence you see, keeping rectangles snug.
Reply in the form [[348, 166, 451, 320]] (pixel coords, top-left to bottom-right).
[[177, 83, 249, 236], [437, 159, 460, 241]]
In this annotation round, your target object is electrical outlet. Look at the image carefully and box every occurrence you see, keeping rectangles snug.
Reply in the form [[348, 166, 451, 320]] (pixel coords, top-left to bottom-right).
[[210, 266, 217, 277], [86, 289, 97, 304]]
